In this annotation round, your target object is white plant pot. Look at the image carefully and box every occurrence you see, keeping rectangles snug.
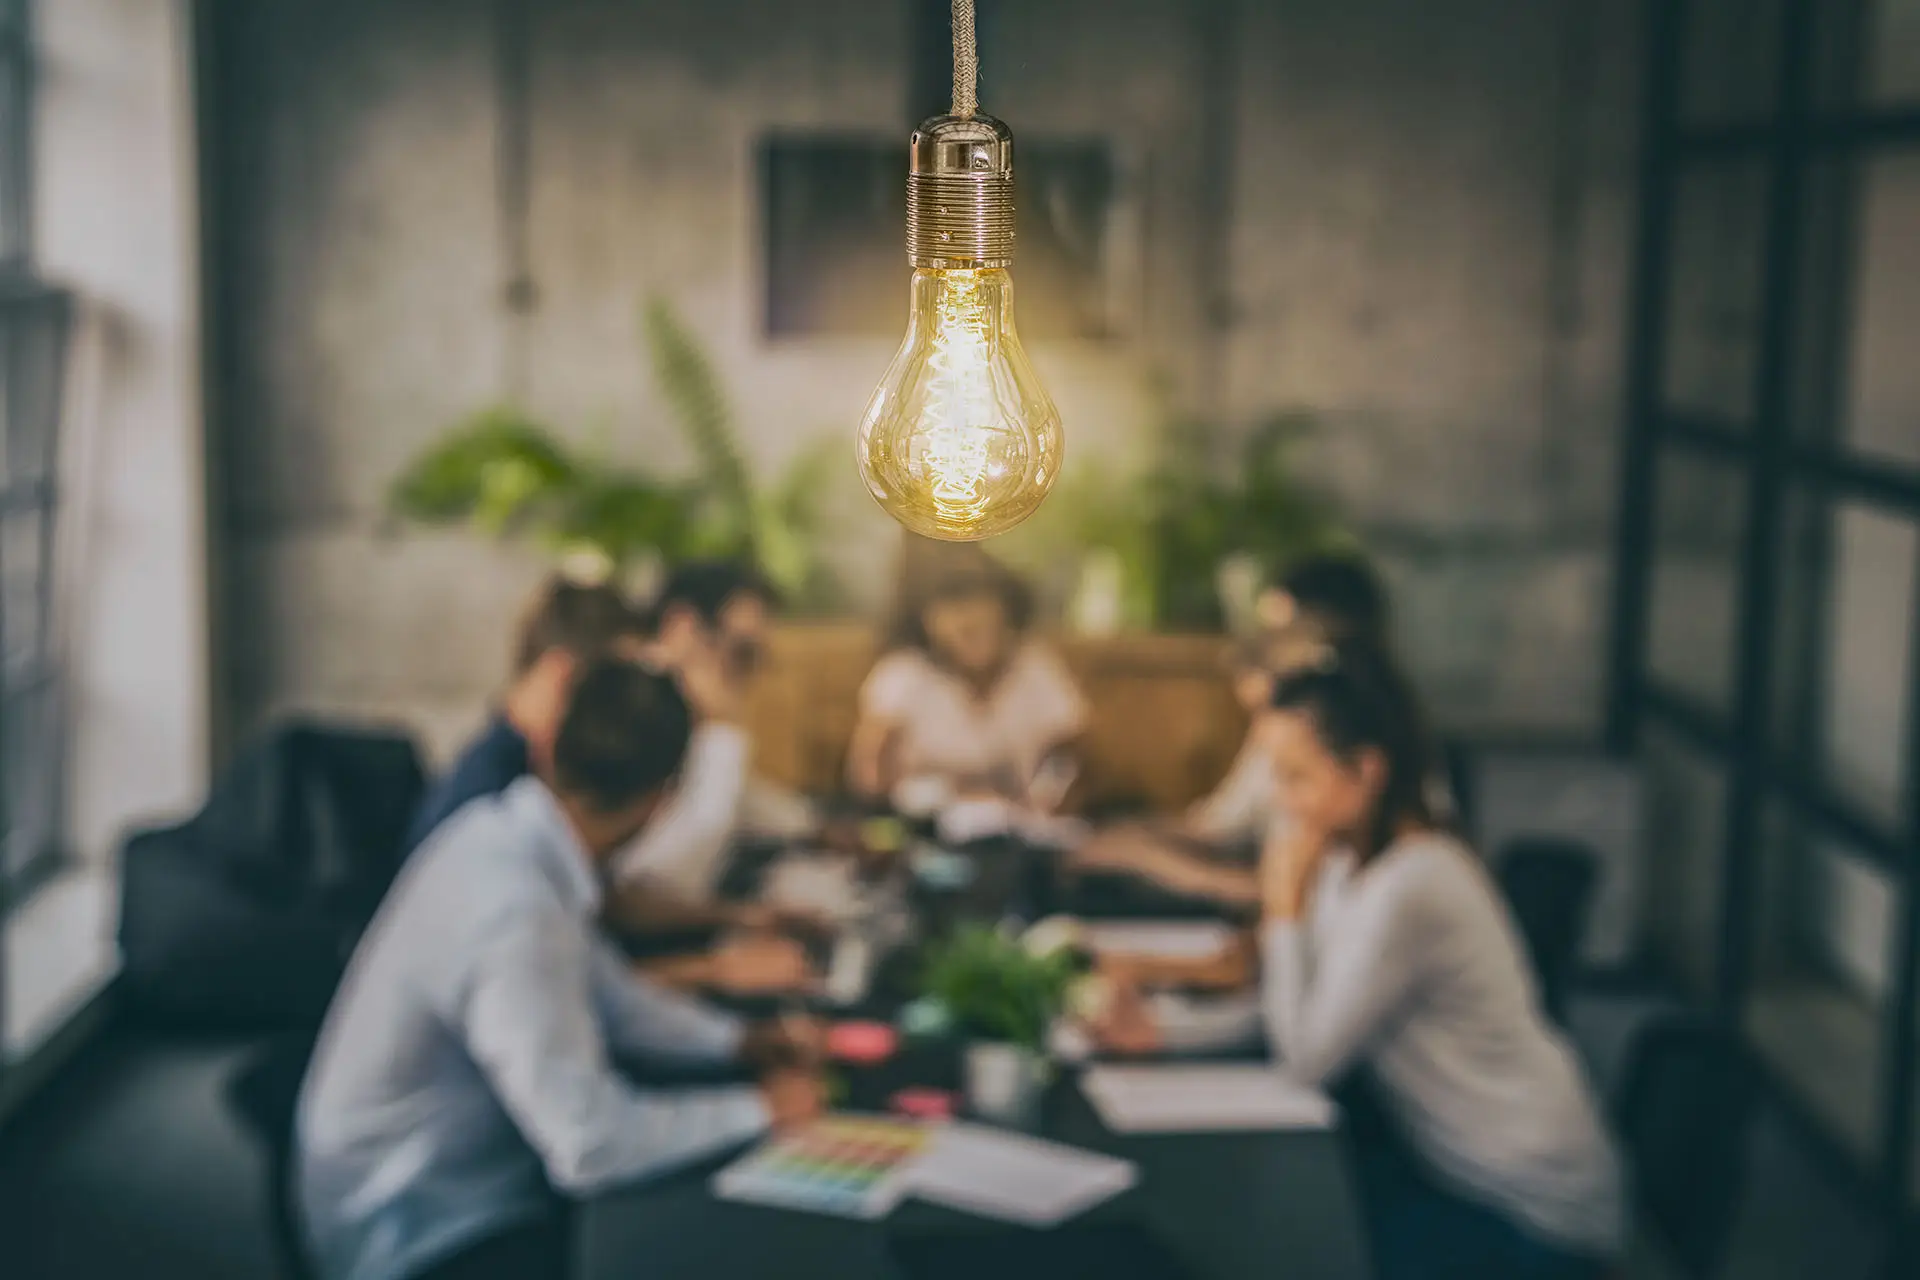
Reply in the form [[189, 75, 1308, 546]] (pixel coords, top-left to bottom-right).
[[1068, 548, 1125, 636], [963, 1040, 1048, 1127], [1216, 552, 1265, 634]]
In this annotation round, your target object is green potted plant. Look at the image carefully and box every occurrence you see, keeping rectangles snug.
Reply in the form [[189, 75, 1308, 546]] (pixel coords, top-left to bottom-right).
[[1152, 407, 1355, 631], [920, 923, 1087, 1125], [385, 299, 845, 610], [993, 400, 1353, 633]]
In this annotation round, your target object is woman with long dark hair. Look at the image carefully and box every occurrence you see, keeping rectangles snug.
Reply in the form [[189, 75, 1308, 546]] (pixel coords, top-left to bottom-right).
[[1259, 643, 1622, 1279]]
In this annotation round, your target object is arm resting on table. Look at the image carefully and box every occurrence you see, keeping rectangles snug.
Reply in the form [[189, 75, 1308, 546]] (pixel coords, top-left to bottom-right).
[[611, 723, 752, 901], [459, 918, 767, 1195], [1259, 875, 1437, 1086]]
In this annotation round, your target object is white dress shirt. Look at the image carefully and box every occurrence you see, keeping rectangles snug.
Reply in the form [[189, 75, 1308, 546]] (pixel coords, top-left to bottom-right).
[[296, 776, 768, 1280], [609, 723, 819, 899]]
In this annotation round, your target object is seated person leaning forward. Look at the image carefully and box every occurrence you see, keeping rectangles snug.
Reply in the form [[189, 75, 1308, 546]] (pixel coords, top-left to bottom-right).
[[296, 660, 826, 1280], [1072, 552, 1456, 914], [604, 559, 827, 925], [847, 540, 1087, 812], [1068, 620, 1346, 918], [1102, 643, 1624, 1280], [404, 572, 808, 997]]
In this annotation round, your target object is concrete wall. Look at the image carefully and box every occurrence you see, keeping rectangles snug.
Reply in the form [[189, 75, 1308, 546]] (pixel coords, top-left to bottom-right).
[[209, 0, 1642, 761]]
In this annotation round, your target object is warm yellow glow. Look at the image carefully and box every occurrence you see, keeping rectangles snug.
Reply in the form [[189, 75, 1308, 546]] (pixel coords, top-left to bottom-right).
[[921, 271, 995, 518], [857, 268, 1062, 542]]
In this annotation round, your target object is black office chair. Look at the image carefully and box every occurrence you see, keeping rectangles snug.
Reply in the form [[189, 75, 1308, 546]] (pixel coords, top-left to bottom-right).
[[1611, 1015, 1756, 1278], [1492, 836, 1599, 1025], [226, 1031, 321, 1280]]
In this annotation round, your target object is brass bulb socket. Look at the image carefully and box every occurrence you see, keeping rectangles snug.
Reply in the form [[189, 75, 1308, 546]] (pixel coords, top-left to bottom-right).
[[906, 114, 1016, 270]]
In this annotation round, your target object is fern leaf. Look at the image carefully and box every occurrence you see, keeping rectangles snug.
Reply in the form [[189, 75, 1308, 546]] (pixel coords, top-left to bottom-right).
[[643, 300, 756, 534]]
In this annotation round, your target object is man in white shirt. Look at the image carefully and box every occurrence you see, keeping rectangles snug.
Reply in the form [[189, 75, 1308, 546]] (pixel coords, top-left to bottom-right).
[[403, 572, 810, 996], [297, 661, 825, 1280], [609, 561, 822, 915]]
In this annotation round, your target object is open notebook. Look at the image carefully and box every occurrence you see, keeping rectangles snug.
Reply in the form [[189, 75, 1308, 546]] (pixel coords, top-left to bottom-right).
[[714, 1119, 1137, 1227], [1080, 1064, 1337, 1133]]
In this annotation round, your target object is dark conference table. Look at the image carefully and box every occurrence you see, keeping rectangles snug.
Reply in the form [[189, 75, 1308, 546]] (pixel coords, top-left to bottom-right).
[[579, 837, 1375, 1280]]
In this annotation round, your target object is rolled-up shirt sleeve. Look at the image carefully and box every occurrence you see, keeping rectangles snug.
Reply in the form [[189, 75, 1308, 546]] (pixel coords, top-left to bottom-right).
[[1260, 867, 1436, 1087], [459, 913, 768, 1195], [611, 723, 752, 899]]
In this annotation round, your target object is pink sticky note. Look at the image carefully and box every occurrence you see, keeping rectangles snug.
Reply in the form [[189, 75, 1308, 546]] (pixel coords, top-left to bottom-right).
[[827, 1020, 899, 1064], [890, 1087, 957, 1120]]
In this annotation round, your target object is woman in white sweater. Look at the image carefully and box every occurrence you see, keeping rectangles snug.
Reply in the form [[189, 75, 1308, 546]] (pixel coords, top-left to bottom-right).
[[1259, 643, 1623, 1279]]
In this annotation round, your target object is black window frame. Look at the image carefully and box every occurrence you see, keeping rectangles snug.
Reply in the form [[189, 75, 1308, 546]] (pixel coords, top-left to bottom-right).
[[1610, 0, 1920, 1257]]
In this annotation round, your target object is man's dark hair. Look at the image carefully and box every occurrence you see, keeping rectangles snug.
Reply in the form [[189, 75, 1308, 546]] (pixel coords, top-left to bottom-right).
[[1274, 554, 1389, 645], [512, 577, 646, 675], [647, 559, 775, 632], [550, 659, 693, 812]]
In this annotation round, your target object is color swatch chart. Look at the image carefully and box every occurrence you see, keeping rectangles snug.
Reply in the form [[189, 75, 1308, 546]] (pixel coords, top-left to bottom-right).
[[712, 1116, 933, 1220]]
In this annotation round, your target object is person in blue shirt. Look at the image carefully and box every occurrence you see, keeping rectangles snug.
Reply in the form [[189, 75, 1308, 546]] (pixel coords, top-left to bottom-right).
[[401, 576, 645, 858], [404, 570, 808, 996], [297, 659, 827, 1280]]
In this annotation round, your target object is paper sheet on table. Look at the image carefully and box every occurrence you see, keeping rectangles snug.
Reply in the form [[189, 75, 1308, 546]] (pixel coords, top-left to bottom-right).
[[909, 1124, 1137, 1227], [934, 799, 1090, 851], [760, 855, 863, 924], [1081, 920, 1238, 962], [1080, 1064, 1337, 1133]]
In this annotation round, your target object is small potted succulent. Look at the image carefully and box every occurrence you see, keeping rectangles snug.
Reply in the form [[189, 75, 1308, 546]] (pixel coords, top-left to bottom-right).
[[919, 921, 1089, 1126]]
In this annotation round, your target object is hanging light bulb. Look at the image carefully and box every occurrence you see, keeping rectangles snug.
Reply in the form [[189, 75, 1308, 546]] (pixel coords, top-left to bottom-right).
[[857, 4, 1062, 542]]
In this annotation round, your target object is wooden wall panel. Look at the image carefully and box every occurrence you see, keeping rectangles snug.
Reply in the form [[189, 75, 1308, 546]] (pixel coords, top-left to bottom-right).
[[746, 623, 1246, 808]]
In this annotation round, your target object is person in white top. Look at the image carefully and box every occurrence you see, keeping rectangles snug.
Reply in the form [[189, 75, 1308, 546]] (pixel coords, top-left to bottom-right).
[[1258, 642, 1623, 1278], [399, 572, 811, 998], [1069, 621, 1351, 911], [848, 542, 1087, 809], [1181, 634, 1287, 843], [606, 562, 818, 905], [597, 563, 845, 999], [1071, 554, 1462, 910]]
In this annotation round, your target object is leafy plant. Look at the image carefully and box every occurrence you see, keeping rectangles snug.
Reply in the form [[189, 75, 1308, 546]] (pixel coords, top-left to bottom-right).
[[919, 925, 1085, 1052], [386, 300, 843, 607], [996, 457, 1163, 628], [998, 404, 1352, 631], [643, 300, 757, 555], [386, 405, 695, 574], [1152, 408, 1354, 629]]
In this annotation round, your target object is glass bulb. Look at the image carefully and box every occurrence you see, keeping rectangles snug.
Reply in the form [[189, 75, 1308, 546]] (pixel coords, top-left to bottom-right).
[[857, 267, 1062, 542]]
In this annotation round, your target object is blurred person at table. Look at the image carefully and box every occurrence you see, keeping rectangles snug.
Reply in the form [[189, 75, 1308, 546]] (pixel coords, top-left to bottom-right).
[[1252, 549, 1391, 647], [403, 571, 811, 997], [604, 559, 832, 926], [298, 660, 826, 1280], [847, 539, 1087, 813], [1070, 552, 1456, 909], [1255, 641, 1621, 1280], [400, 574, 646, 858]]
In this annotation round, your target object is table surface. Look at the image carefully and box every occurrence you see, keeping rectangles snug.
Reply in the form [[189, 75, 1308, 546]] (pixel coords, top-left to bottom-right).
[[578, 838, 1374, 1280]]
